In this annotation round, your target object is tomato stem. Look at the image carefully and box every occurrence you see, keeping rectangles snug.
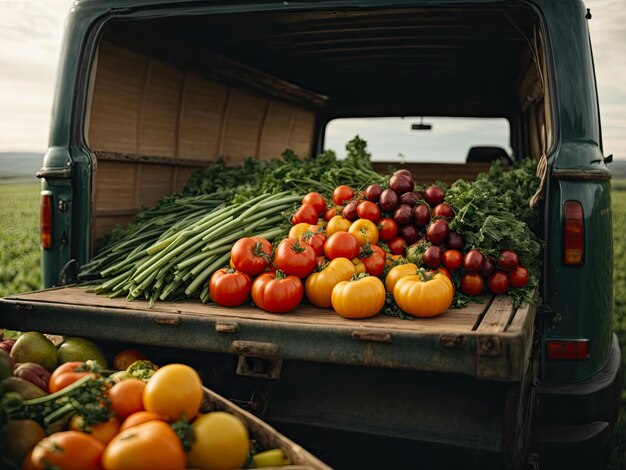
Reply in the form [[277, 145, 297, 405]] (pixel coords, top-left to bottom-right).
[[417, 268, 434, 282]]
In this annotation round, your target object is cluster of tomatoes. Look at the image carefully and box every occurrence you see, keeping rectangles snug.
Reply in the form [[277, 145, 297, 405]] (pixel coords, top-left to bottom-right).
[[209, 174, 531, 317], [453, 248, 530, 296], [20, 359, 252, 470]]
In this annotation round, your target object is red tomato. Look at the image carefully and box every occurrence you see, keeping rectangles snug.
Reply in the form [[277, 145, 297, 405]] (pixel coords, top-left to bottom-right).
[[230, 237, 272, 276], [302, 192, 327, 215], [356, 201, 381, 223], [442, 249, 463, 271], [300, 231, 327, 257], [209, 268, 252, 307], [497, 250, 520, 272], [292, 203, 319, 225], [316, 255, 328, 268], [461, 273, 484, 295], [324, 232, 360, 260], [488, 271, 510, 294], [371, 244, 387, 259], [360, 252, 386, 277], [509, 265, 529, 288], [323, 206, 341, 222], [251, 271, 303, 313], [387, 237, 407, 256], [463, 249, 485, 273], [332, 185, 355, 205], [377, 218, 398, 241], [48, 362, 93, 394], [274, 238, 317, 278]]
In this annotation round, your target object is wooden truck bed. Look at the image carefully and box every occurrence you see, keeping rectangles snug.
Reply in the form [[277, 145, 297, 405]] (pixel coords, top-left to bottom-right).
[[0, 286, 535, 381]]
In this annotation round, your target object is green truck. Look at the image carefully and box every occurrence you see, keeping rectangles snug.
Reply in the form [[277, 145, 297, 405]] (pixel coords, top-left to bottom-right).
[[0, 0, 621, 468]]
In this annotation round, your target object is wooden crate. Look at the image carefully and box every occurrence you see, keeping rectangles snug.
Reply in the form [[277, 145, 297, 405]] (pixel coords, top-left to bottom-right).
[[201, 386, 332, 470]]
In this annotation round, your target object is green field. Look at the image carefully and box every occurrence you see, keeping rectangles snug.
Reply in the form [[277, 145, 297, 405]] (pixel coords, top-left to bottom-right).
[[1, 179, 626, 464], [610, 184, 626, 470], [0, 181, 41, 297]]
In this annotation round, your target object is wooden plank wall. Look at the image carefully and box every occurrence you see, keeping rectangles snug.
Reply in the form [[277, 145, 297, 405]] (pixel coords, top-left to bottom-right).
[[88, 42, 316, 239]]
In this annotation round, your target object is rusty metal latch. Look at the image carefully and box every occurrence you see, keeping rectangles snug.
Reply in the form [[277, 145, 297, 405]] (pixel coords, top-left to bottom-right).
[[231, 340, 278, 356], [351, 330, 392, 343], [232, 341, 282, 379], [215, 321, 239, 334], [151, 315, 181, 326]]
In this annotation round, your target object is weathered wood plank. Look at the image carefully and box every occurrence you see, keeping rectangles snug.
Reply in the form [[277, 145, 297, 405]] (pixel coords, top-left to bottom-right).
[[8, 287, 487, 335], [475, 296, 517, 380], [475, 295, 515, 333], [1, 287, 536, 380]]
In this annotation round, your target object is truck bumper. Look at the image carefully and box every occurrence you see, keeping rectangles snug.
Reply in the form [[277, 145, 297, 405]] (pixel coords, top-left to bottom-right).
[[534, 333, 622, 468]]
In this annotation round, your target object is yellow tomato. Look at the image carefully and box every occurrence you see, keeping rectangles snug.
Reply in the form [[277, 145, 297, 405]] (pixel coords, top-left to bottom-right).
[[348, 219, 379, 246], [326, 216, 351, 235], [331, 275, 386, 319], [187, 412, 249, 470], [352, 258, 367, 274], [384, 263, 418, 293], [305, 258, 356, 308], [288, 223, 316, 239], [142, 364, 203, 421], [326, 257, 357, 279], [393, 270, 454, 318]]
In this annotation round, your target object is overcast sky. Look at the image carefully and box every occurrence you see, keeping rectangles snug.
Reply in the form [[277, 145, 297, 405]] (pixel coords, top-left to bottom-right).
[[0, 0, 624, 161]]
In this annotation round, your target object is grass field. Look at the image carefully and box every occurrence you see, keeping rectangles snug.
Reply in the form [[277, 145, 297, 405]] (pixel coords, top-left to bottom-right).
[[0, 181, 40, 297], [1, 179, 625, 465], [609, 184, 626, 470]]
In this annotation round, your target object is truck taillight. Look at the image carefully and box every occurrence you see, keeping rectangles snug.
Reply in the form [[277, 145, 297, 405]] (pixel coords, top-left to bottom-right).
[[40, 190, 52, 249], [546, 339, 589, 360], [563, 201, 584, 265]]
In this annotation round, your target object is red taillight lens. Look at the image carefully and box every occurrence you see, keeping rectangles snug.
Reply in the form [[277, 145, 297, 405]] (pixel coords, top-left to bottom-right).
[[546, 339, 589, 360], [40, 190, 52, 249], [563, 201, 584, 265]]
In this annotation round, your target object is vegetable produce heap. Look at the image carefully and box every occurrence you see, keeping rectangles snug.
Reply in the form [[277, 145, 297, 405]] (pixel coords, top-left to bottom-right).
[[80, 136, 541, 318]]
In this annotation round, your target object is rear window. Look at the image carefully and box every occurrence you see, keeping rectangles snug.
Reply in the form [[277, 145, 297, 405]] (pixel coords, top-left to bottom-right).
[[325, 117, 511, 163]]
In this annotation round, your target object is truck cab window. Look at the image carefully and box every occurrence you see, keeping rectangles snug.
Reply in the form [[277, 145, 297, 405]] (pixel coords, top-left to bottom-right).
[[325, 117, 512, 164]]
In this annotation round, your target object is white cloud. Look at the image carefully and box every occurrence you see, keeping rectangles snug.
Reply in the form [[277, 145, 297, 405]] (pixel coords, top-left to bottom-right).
[[0, 0, 70, 152], [0, 0, 623, 160]]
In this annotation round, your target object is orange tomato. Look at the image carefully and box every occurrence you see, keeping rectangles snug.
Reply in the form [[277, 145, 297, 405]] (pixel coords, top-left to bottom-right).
[[70, 415, 121, 444], [102, 420, 185, 470], [28, 431, 104, 470], [113, 349, 147, 371], [120, 411, 169, 432], [109, 378, 146, 420]]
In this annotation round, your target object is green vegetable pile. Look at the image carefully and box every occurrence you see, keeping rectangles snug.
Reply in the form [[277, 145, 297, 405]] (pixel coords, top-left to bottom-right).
[[445, 158, 542, 307], [79, 137, 385, 304]]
